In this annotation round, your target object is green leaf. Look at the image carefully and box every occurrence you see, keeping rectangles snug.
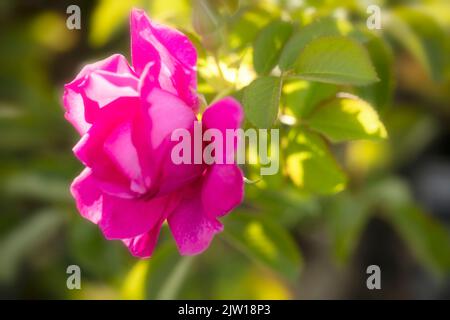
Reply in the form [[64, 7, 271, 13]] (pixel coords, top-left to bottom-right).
[[324, 193, 371, 264], [366, 178, 450, 275], [357, 32, 395, 113], [0, 209, 65, 282], [223, 213, 302, 280], [283, 79, 337, 118], [286, 130, 347, 194], [295, 36, 379, 86], [306, 96, 387, 142], [253, 20, 293, 74], [386, 9, 447, 82], [279, 17, 341, 71], [243, 76, 282, 128], [387, 205, 450, 276]]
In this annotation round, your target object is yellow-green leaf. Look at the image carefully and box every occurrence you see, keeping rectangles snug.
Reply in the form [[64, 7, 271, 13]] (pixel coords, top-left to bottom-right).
[[306, 96, 387, 142], [286, 130, 347, 194]]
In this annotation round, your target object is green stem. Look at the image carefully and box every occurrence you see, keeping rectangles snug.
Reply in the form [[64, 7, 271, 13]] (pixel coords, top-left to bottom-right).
[[156, 256, 194, 300]]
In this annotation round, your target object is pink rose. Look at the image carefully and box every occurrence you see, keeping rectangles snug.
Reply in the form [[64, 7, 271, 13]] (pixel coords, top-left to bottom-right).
[[64, 9, 244, 257]]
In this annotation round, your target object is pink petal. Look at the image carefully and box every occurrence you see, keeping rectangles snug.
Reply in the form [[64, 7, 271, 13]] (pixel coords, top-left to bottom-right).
[[201, 164, 244, 218], [202, 97, 243, 163], [103, 120, 147, 194], [122, 226, 162, 258], [70, 168, 169, 240], [121, 193, 181, 257], [141, 87, 204, 195], [202, 97, 243, 134], [168, 182, 223, 255], [70, 168, 103, 224], [131, 8, 198, 109], [73, 97, 141, 198], [83, 71, 139, 108], [99, 193, 171, 240], [63, 54, 137, 135], [142, 87, 196, 148]]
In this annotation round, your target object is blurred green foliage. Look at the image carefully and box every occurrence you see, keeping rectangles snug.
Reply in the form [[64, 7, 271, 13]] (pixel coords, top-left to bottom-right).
[[1, 0, 450, 299]]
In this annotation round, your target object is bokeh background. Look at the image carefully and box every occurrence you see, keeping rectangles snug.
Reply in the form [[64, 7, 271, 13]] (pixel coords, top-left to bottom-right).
[[1, 0, 450, 299]]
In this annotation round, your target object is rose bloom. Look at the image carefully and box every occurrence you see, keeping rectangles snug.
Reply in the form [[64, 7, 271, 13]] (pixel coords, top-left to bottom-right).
[[63, 9, 244, 258]]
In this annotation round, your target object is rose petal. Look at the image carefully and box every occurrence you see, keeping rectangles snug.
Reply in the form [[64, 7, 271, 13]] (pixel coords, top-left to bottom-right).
[[202, 97, 243, 134], [201, 164, 244, 218], [121, 193, 182, 258], [63, 54, 137, 135], [168, 182, 223, 255], [99, 193, 171, 240], [73, 97, 141, 198], [83, 71, 139, 108], [131, 8, 198, 109], [141, 87, 203, 195], [70, 168, 103, 224], [122, 225, 162, 258], [70, 168, 174, 241], [103, 120, 147, 194], [202, 97, 243, 163]]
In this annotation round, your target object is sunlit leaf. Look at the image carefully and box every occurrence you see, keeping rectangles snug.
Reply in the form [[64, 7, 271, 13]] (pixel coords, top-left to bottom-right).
[[306, 96, 387, 142], [283, 79, 337, 118], [286, 130, 347, 194]]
